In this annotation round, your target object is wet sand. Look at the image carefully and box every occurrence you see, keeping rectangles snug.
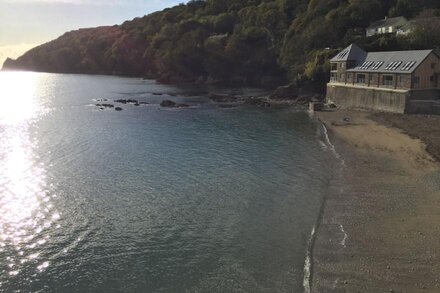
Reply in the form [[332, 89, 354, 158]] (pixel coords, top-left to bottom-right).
[[312, 110, 440, 292]]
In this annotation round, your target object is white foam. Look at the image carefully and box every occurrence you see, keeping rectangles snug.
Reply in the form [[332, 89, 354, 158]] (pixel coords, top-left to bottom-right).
[[321, 124, 345, 167], [339, 224, 348, 247], [303, 226, 316, 293]]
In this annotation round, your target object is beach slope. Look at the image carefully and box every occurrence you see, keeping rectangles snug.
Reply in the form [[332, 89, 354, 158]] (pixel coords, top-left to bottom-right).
[[312, 110, 440, 292]]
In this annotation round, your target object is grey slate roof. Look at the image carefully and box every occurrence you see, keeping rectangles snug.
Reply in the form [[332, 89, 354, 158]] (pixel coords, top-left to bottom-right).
[[367, 16, 409, 30], [330, 44, 367, 62], [331, 44, 434, 74], [347, 49, 433, 74]]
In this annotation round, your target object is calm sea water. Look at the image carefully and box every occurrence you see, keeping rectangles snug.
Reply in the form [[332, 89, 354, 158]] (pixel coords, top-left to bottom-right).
[[0, 72, 334, 293]]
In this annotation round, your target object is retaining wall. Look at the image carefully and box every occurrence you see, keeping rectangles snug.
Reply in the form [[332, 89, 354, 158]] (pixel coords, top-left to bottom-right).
[[326, 84, 408, 113]]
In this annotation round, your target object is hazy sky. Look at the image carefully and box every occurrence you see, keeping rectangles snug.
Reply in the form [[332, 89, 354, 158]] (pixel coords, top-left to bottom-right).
[[0, 0, 182, 63]]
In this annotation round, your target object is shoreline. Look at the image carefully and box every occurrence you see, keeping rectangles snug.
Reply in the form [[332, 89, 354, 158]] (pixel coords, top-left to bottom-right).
[[311, 110, 440, 292], [304, 120, 346, 293]]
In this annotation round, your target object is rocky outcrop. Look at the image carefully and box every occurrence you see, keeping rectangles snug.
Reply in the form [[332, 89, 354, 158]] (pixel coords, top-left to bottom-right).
[[96, 103, 114, 108], [269, 84, 324, 106], [160, 100, 189, 108], [208, 93, 240, 103], [114, 99, 139, 104], [209, 93, 272, 108], [160, 100, 176, 107], [244, 97, 271, 108], [269, 84, 299, 100]]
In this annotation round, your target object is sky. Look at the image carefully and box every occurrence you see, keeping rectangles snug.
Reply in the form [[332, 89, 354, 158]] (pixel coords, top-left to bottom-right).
[[0, 0, 182, 64]]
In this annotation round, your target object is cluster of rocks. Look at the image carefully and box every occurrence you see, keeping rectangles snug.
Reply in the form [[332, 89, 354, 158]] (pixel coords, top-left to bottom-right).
[[114, 99, 149, 106], [114, 99, 138, 104], [96, 104, 122, 111], [208, 93, 240, 103], [94, 98, 148, 111], [208, 93, 271, 108], [160, 100, 189, 108], [95, 103, 123, 111], [269, 84, 324, 105], [96, 103, 114, 108], [244, 97, 271, 108]]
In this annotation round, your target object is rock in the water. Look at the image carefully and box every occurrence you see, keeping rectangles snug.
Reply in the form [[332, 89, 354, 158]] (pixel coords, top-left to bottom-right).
[[244, 97, 271, 108], [160, 100, 177, 107], [218, 104, 238, 109], [160, 100, 190, 108], [114, 99, 138, 104], [208, 93, 239, 103], [96, 103, 114, 108], [115, 107, 123, 111]]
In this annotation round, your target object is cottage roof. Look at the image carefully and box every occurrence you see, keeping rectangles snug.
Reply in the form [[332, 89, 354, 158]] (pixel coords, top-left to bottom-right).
[[367, 16, 409, 30], [347, 49, 433, 74], [330, 43, 367, 62]]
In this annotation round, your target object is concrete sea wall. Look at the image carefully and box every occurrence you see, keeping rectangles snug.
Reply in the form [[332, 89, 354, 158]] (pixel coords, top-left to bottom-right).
[[326, 84, 408, 113]]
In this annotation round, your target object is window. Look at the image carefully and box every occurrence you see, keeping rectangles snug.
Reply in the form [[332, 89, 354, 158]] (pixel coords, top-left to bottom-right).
[[360, 61, 374, 70], [369, 74, 374, 82], [400, 76, 404, 83], [402, 61, 416, 71], [383, 75, 394, 86], [337, 50, 349, 59], [431, 63, 436, 69], [331, 63, 337, 71], [371, 61, 384, 70], [430, 76, 434, 82], [330, 72, 338, 82], [357, 74, 366, 84]]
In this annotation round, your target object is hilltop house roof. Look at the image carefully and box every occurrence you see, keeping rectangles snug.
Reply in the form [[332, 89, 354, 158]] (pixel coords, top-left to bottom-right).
[[331, 44, 434, 74], [367, 16, 409, 30]]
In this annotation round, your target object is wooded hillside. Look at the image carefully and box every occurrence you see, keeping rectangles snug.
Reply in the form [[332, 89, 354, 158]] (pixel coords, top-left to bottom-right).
[[3, 0, 440, 89]]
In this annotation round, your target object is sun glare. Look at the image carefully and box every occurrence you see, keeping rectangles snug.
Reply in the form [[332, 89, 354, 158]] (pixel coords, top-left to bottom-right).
[[0, 71, 58, 277], [0, 71, 41, 125]]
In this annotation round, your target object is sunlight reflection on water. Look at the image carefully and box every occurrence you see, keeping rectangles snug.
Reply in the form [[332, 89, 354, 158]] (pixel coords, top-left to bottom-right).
[[0, 72, 57, 279]]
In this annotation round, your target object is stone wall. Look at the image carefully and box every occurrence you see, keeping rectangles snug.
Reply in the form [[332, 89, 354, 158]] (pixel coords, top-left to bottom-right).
[[326, 84, 408, 113], [407, 89, 440, 114]]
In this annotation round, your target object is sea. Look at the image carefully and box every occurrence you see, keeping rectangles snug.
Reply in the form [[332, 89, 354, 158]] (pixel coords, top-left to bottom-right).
[[0, 72, 336, 293]]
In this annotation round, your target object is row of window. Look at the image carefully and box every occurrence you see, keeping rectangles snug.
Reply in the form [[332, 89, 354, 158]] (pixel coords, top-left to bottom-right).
[[330, 73, 433, 87], [332, 62, 436, 72]]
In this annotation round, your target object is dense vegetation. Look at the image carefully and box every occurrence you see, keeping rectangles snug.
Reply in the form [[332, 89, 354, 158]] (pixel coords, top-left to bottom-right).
[[3, 0, 440, 89]]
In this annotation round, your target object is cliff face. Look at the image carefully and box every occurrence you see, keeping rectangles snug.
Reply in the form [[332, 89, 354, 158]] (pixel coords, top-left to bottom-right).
[[3, 0, 440, 86]]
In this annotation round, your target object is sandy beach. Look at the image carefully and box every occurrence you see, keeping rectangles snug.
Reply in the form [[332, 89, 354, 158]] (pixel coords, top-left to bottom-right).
[[312, 110, 440, 292]]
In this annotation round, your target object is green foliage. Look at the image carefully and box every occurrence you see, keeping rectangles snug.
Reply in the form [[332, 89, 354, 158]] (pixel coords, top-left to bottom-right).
[[5, 0, 440, 88]]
